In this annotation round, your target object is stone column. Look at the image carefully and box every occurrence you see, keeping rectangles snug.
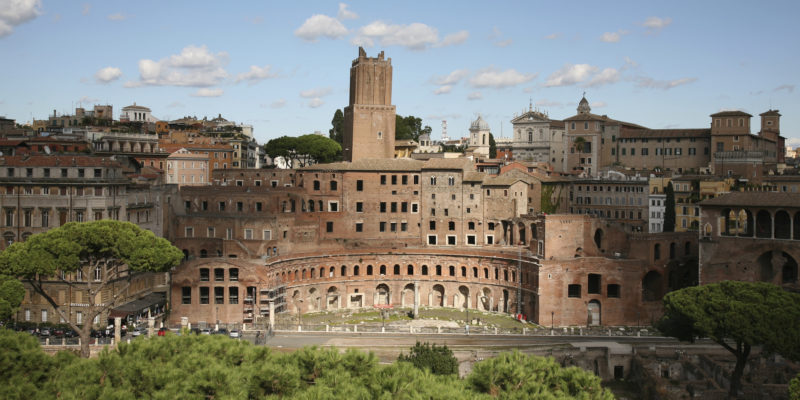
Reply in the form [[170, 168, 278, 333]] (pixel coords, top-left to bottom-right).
[[181, 317, 188, 331], [269, 300, 275, 332], [114, 317, 121, 344], [413, 281, 419, 319], [147, 316, 155, 337]]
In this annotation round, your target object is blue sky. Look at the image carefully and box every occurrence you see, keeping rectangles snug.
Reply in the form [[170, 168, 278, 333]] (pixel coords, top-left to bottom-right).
[[0, 0, 798, 148]]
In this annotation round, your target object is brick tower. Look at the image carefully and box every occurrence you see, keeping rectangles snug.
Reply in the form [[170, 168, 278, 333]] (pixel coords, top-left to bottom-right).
[[343, 47, 396, 162]]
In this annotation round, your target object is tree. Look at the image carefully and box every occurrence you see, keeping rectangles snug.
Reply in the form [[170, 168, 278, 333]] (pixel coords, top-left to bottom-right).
[[659, 281, 800, 398], [395, 114, 432, 142], [398, 341, 458, 376], [573, 136, 586, 153], [489, 133, 497, 158], [0, 275, 24, 321], [264, 136, 299, 168], [467, 350, 614, 399], [791, 372, 800, 400], [0, 221, 183, 357], [329, 109, 344, 145], [664, 181, 676, 232], [296, 134, 342, 165]]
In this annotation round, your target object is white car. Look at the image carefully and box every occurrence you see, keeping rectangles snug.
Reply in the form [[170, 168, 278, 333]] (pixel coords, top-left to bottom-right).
[[228, 330, 240, 339]]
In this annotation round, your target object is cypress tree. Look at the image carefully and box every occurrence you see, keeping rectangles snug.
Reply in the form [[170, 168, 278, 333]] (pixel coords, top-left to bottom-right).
[[664, 181, 676, 232]]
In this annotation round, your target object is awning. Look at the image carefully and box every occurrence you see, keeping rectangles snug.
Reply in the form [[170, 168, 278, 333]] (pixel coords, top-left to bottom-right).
[[108, 292, 166, 319]]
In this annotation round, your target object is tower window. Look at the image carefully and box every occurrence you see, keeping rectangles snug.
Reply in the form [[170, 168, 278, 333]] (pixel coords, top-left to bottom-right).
[[377, 131, 383, 139]]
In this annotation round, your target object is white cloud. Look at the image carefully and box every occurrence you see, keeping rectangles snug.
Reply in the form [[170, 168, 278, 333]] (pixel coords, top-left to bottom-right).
[[786, 137, 800, 148], [0, 0, 41, 38], [81, 3, 90, 16], [469, 67, 537, 88], [300, 87, 332, 98], [270, 99, 287, 108], [192, 88, 223, 97], [107, 13, 129, 21], [467, 92, 482, 100], [235, 65, 278, 85], [600, 30, 628, 43], [94, 66, 122, 83], [308, 98, 325, 108], [433, 85, 452, 95], [494, 38, 513, 47], [544, 64, 597, 87], [591, 101, 607, 108], [641, 16, 672, 34], [431, 69, 469, 86], [125, 45, 229, 88], [622, 56, 639, 70], [295, 14, 348, 42], [535, 99, 564, 108], [166, 101, 184, 108], [436, 30, 469, 47], [774, 84, 795, 93], [586, 68, 619, 87], [635, 76, 696, 90], [77, 96, 99, 104], [353, 21, 437, 50], [544, 33, 560, 40], [337, 3, 358, 20]]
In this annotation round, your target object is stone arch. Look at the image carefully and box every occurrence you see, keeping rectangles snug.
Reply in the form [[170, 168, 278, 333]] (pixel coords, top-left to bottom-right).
[[594, 228, 603, 249], [318, 266, 324, 278], [795, 212, 800, 240], [756, 210, 772, 238], [326, 286, 339, 310], [642, 271, 664, 302], [774, 210, 791, 239], [480, 287, 492, 311], [518, 222, 526, 245], [401, 283, 415, 307], [758, 251, 798, 284], [307, 288, 319, 312], [501, 289, 509, 313], [588, 300, 601, 326], [376, 283, 390, 305], [457, 286, 469, 309], [722, 208, 734, 236], [301, 268, 307, 280], [737, 209, 753, 237], [431, 284, 445, 307]]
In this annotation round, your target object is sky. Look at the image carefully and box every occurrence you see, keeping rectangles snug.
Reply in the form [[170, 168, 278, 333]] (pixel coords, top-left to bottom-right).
[[0, 0, 798, 148]]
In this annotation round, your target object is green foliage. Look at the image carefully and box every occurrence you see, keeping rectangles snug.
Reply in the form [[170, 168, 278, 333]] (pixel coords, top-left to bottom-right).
[[264, 134, 342, 168], [397, 341, 458, 376], [541, 184, 563, 214], [791, 372, 800, 400], [664, 182, 676, 232], [0, 274, 24, 320], [0, 332, 616, 399], [468, 351, 614, 399], [395, 114, 432, 142], [489, 133, 497, 158], [329, 109, 344, 145], [573, 136, 586, 153], [659, 281, 800, 397]]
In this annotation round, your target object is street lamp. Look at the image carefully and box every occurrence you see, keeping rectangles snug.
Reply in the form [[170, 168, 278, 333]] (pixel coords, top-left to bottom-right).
[[551, 311, 554, 335]]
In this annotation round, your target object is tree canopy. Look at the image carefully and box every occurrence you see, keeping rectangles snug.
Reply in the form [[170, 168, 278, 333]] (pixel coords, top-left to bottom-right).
[[489, 133, 497, 158], [264, 134, 342, 168], [0, 221, 183, 357], [0, 274, 24, 320], [0, 329, 616, 399], [396, 114, 432, 142], [329, 109, 344, 145], [659, 281, 800, 397], [398, 341, 458, 376]]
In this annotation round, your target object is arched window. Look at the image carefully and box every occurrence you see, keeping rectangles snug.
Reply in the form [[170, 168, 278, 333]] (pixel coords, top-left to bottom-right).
[[407, 265, 414, 275], [461, 266, 466, 277], [341, 265, 347, 276], [353, 265, 360, 276], [654, 243, 661, 261], [421, 265, 428, 275], [436, 265, 442, 276], [380, 265, 386, 275], [394, 264, 400, 275], [449, 266, 455, 276], [472, 267, 478, 278]]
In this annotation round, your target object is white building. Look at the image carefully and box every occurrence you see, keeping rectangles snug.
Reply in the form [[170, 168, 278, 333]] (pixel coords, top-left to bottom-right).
[[467, 115, 490, 157], [510, 103, 565, 172], [649, 193, 666, 233], [120, 103, 159, 123]]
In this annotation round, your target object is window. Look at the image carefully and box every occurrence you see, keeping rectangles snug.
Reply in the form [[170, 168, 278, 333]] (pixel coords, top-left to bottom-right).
[[244, 229, 253, 240], [568, 284, 581, 298], [401, 202, 408, 212], [215, 268, 225, 281], [427, 235, 437, 245], [466, 235, 476, 245], [263, 230, 271, 240], [78, 169, 85, 178], [313, 180, 320, 190], [380, 202, 387, 213], [411, 203, 419, 213], [447, 235, 456, 245], [380, 175, 387, 185], [229, 268, 238, 281], [219, 201, 226, 211], [200, 268, 209, 281], [401, 222, 407, 231], [328, 201, 338, 212], [390, 222, 397, 232], [182, 287, 192, 304], [607, 284, 620, 298], [41, 210, 49, 227], [199, 287, 209, 304], [185, 227, 194, 237], [356, 180, 363, 191], [448, 221, 455, 231], [326, 221, 333, 232], [430, 176, 437, 185], [379, 222, 386, 232], [402, 175, 408, 185], [214, 287, 224, 304], [330, 180, 337, 190], [588, 274, 601, 294], [229, 287, 239, 304], [429, 221, 436, 230], [391, 202, 397, 212], [356, 202, 363, 212], [256, 202, 263, 211], [355, 222, 363, 232]]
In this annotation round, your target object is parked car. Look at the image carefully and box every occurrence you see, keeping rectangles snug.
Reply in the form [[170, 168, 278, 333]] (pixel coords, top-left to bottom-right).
[[200, 328, 211, 335], [228, 329, 240, 339], [215, 328, 229, 336], [157, 327, 167, 336], [39, 328, 51, 338], [131, 328, 147, 337]]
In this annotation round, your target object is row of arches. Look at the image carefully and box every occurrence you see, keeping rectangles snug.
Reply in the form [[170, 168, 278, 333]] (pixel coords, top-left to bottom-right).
[[653, 241, 693, 262], [721, 208, 800, 240], [275, 263, 527, 286], [290, 283, 515, 314]]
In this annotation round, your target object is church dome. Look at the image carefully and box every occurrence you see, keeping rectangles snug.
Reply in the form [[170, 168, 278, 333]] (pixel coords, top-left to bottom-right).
[[577, 96, 591, 114], [470, 114, 490, 131]]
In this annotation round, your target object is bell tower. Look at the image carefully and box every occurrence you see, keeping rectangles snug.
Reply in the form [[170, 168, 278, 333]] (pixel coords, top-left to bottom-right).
[[343, 47, 396, 161]]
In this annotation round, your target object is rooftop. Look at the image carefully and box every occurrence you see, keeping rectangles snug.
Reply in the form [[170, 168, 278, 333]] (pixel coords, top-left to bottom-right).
[[700, 191, 800, 208]]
